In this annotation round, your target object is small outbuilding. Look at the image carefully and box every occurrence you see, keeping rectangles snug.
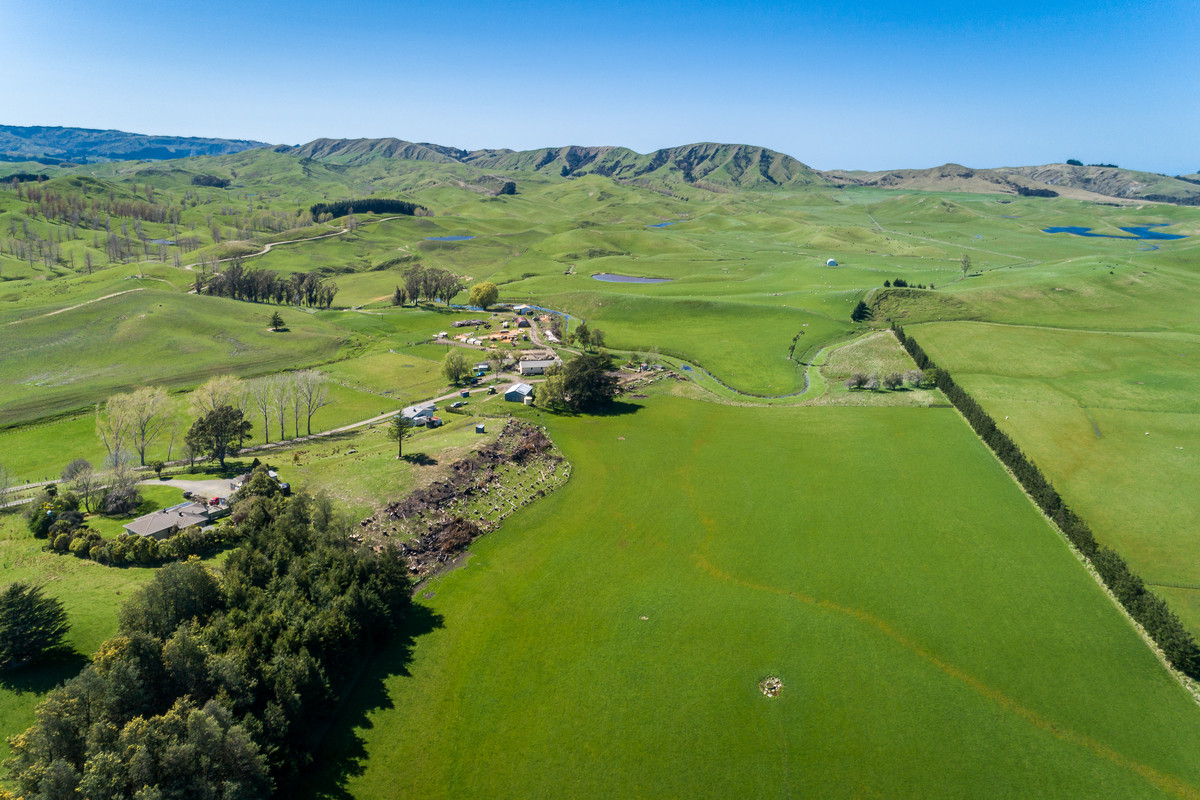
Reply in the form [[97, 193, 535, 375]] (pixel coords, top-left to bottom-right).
[[505, 382, 534, 402], [476, 423, 486, 434], [513, 304, 533, 315], [826, 258, 838, 266]]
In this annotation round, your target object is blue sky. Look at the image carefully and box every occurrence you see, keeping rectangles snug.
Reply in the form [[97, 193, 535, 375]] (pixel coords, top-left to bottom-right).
[[2, 0, 1196, 173]]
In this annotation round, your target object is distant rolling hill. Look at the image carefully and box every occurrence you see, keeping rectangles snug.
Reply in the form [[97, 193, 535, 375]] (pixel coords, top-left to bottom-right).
[[6, 124, 1198, 206], [823, 162, 1200, 206], [0, 124, 269, 165], [997, 164, 1200, 205], [280, 139, 829, 192]]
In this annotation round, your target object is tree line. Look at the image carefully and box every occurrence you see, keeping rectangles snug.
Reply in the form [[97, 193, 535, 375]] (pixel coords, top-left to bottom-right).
[[893, 322, 1200, 679], [94, 372, 329, 472], [5, 471, 413, 797], [390, 264, 464, 306], [309, 198, 426, 218], [201, 258, 339, 309]]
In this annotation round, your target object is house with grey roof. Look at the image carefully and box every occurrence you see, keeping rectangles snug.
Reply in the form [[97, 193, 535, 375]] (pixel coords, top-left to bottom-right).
[[123, 500, 230, 539], [518, 357, 561, 376]]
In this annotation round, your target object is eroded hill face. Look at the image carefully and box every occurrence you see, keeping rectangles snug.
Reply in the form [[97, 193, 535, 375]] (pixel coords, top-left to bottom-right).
[[998, 164, 1200, 205], [822, 162, 1200, 206], [277, 138, 830, 191]]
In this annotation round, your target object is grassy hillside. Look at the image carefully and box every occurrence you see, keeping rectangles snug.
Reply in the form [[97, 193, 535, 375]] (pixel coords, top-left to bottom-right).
[[0, 124, 267, 164]]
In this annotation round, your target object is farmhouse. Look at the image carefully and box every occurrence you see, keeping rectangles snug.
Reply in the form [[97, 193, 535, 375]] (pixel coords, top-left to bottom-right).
[[124, 499, 229, 539], [505, 382, 534, 402], [518, 357, 561, 376], [403, 402, 437, 420]]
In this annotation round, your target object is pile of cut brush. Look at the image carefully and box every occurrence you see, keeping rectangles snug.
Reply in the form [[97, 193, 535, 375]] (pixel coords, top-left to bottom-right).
[[361, 420, 569, 576]]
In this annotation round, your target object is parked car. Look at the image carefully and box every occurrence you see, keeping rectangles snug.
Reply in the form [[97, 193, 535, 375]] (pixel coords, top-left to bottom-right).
[[450, 401, 466, 409]]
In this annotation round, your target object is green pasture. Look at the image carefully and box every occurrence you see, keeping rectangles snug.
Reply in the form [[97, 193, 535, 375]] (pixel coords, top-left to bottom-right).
[[0, 511, 149, 764], [912, 321, 1200, 633], [6, 149, 1200, 795], [0, 353, 449, 482], [280, 408, 502, 519], [0, 288, 360, 426], [311, 396, 1200, 799]]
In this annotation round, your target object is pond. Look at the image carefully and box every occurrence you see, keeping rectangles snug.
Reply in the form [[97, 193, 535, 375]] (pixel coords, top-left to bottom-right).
[[592, 273, 672, 284], [149, 238, 176, 245], [647, 221, 677, 228], [425, 235, 476, 242], [1042, 223, 1186, 241]]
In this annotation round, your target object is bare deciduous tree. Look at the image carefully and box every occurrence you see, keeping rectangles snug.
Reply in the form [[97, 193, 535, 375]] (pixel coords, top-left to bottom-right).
[[69, 462, 102, 514], [295, 370, 329, 435], [126, 386, 172, 466], [272, 374, 294, 441], [96, 397, 135, 466], [190, 375, 246, 418], [102, 457, 141, 515], [248, 378, 276, 444]]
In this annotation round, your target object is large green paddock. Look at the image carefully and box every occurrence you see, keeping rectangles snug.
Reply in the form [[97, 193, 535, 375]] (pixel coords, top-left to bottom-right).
[[912, 321, 1200, 633], [310, 397, 1200, 799]]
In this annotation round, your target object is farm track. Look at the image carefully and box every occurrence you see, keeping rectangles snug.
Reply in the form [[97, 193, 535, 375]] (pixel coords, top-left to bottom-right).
[[4, 288, 145, 326], [865, 206, 1031, 261], [181, 214, 415, 274]]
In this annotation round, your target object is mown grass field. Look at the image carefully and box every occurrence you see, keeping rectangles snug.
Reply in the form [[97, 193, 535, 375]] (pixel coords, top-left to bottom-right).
[[310, 396, 1200, 799]]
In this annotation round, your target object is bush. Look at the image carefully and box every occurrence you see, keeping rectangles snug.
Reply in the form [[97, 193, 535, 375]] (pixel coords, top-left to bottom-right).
[[101, 486, 140, 516], [309, 198, 425, 218]]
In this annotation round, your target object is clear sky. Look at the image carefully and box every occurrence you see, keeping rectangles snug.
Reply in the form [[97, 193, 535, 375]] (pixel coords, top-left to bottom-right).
[[3, 0, 1197, 174]]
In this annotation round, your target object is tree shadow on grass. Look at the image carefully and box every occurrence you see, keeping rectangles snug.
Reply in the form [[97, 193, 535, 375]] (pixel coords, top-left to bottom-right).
[[302, 602, 445, 800], [588, 400, 642, 418], [0, 649, 89, 695], [402, 452, 437, 466]]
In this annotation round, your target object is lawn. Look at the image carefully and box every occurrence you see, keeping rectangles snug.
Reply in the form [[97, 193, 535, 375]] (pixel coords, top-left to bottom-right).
[[309, 396, 1200, 799]]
